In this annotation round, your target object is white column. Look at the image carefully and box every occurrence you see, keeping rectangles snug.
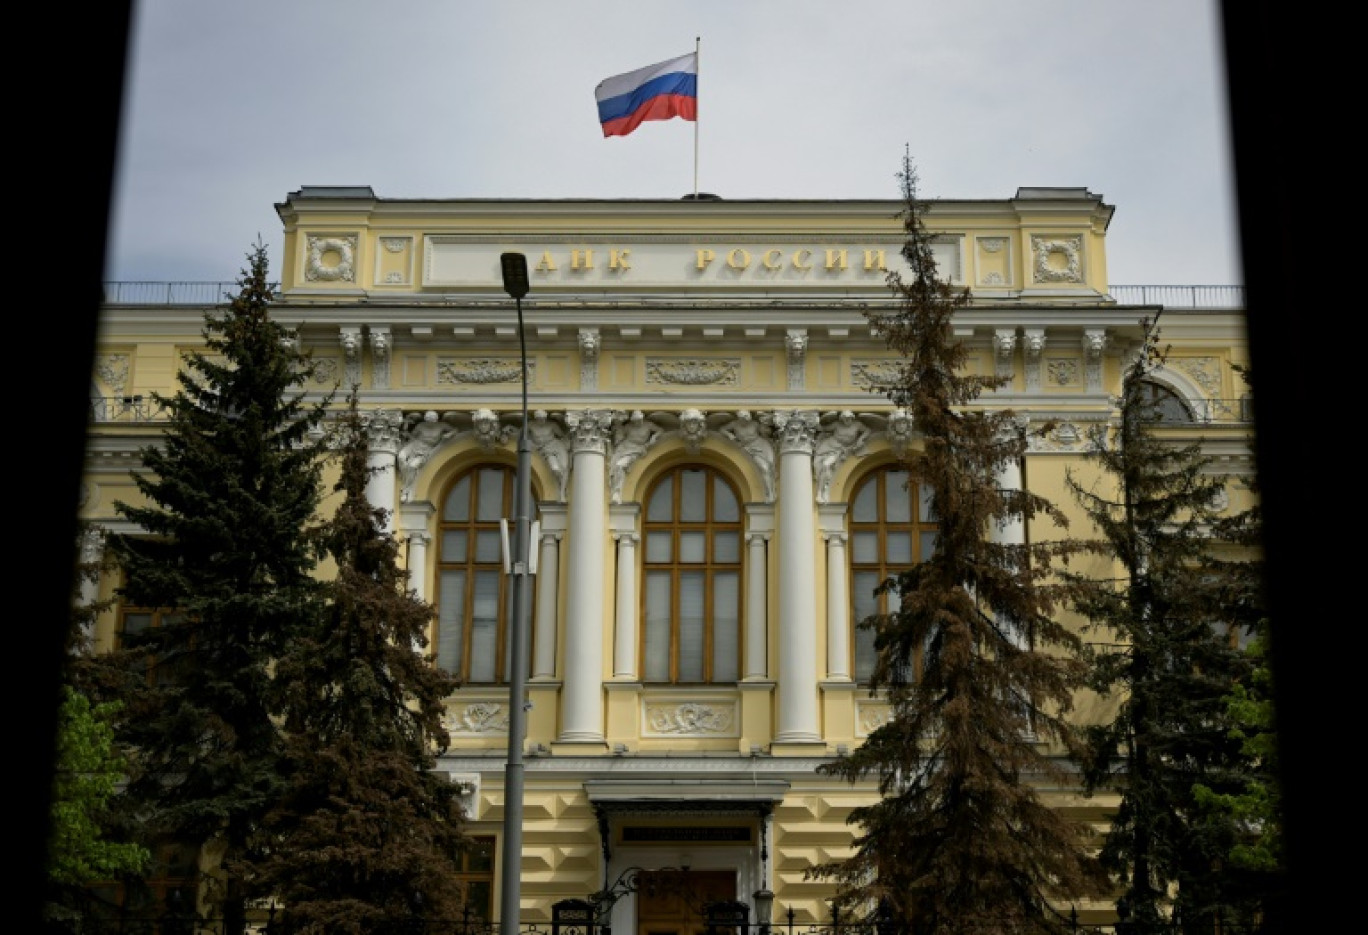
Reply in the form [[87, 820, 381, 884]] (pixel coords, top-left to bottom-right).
[[824, 532, 850, 680], [361, 408, 404, 534], [993, 447, 1029, 649], [774, 410, 822, 743], [77, 527, 105, 645], [818, 503, 850, 681], [613, 532, 639, 678], [533, 503, 567, 680], [609, 503, 641, 679], [559, 409, 614, 743], [745, 531, 770, 680], [406, 532, 431, 601]]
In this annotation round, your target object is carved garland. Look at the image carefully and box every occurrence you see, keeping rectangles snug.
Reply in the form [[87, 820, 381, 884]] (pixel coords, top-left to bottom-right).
[[306, 235, 358, 282]]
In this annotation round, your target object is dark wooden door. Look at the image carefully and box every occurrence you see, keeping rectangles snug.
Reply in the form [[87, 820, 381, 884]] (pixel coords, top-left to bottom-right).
[[636, 870, 736, 935]]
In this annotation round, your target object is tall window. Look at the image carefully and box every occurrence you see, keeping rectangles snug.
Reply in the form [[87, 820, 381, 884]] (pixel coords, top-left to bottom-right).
[[436, 465, 533, 683], [454, 836, 495, 921], [119, 606, 189, 686], [642, 465, 742, 684], [849, 467, 937, 683]]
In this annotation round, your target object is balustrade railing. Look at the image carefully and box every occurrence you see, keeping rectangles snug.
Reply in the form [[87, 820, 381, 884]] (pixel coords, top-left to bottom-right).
[[97, 283, 1246, 310], [89, 395, 170, 423]]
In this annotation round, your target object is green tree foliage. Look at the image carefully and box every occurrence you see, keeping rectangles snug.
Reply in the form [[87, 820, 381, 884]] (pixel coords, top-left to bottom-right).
[[815, 153, 1107, 934], [47, 687, 149, 889], [45, 523, 149, 928], [1063, 322, 1257, 931], [255, 396, 470, 934], [107, 242, 330, 935]]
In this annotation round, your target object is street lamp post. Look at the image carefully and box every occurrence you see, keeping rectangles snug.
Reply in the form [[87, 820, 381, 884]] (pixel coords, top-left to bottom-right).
[[499, 252, 533, 935]]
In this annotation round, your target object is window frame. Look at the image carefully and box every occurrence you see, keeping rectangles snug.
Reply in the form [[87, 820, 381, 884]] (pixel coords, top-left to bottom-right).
[[640, 464, 744, 685], [848, 465, 938, 684], [435, 463, 536, 685]]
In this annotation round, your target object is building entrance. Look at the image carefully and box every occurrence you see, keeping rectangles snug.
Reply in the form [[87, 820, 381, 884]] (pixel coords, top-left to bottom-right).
[[635, 869, 736, 935]]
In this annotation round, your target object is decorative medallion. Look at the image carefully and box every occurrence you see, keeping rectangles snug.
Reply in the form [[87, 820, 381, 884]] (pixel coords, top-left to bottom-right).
[[1031, 235, 1083, 283], [305, 235, 358, 282]]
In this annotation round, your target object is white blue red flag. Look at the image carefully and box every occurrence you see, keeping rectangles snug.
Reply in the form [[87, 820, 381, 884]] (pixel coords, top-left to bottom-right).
[[594, 53, 698, 138]]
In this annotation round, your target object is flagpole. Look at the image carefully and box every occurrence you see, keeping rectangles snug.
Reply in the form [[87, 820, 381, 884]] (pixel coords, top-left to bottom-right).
[[694, 36, 700, 199]]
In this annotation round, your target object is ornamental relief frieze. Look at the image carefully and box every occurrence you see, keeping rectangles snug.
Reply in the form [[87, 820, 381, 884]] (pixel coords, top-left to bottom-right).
[[305, 234, 358, 283], [437, 358, 535, 385], [850, 358, 903, 391], [645, 358, 740, 386], [643, 700, 738, 736], [1167, 357, 1222, 400], [1031, 235, 1083, 283], [95, 354, 130, 394], [856, 701, 892, 737], [1046, 358, 1082, 388], [442, 701, 510, 735]]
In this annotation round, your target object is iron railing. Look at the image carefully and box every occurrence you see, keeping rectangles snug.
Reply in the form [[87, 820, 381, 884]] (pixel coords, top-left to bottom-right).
[[89, 396, 170, 423], [38, 915, 1273, 935], [98, 283, 1246, 311], [1106, 285, 1244, 309]]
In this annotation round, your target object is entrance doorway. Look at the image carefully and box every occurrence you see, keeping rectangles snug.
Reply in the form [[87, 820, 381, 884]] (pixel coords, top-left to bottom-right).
[[635, 869, 736, 935]]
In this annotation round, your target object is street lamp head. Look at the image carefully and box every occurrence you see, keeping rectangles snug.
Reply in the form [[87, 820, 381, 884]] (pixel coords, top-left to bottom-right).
[[501, 252, 530, 299]]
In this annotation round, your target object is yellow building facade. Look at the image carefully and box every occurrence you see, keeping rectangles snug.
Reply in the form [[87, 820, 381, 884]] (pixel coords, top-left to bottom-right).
[[83, 187, 1254, 930]]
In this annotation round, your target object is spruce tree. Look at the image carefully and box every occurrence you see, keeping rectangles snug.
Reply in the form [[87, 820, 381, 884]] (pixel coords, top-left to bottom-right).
[[1063, 321, 1255, 932], [108, 242, 329, 935], [255, 395, 469, 934], [815, 153, 1106, 934]]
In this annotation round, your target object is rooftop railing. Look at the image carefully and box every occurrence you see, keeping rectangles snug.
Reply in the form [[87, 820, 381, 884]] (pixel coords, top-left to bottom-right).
[[99, 283, 1247, 310]]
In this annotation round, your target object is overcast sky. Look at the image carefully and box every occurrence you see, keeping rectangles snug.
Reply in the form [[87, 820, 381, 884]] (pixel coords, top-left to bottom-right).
[[104, 0, 1242, 287]]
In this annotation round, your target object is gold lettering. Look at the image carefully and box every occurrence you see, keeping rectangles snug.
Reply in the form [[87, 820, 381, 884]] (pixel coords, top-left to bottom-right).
[[825, 249, 848, 271], [696, 249, 716, 270], [762, 249, 782, 270], [609, 249, 631, 270], [792, 249, 812, 270], [536, 251, 557, 272], [863, 249, 887, 271], [727, 248, 751, 270], [570, 249, 594, 271]]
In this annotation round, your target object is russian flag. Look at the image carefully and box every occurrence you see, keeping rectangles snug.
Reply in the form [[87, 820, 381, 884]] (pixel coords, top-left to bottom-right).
[[594, 53, 698, 138]]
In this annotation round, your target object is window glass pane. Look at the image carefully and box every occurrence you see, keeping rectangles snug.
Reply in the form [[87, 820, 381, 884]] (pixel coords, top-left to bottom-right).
[[680, 531, 706, 563], [644, 573, 672, 681], [469, 571, 499, 682], [476, 468, 505, 521], [852, 531, 878, 565], [713, 531, 739, 563], [437, 570, 466, 674], [647, 477, 673, 521], [680, 470, 706, 522], [852, 480, 877, 522], [122, 612, 152, 637], [918, 485, 936, 522], [854, 624, 877, 683], [713, 477, 739, 521], [886, 473, 911, 522], [712, 572, 739, 682], [886, 532, 912, 564], [645, 531, 673, 563], [475, 529, 503, 564], [852, 571, 879, 622], [678, 572, 705, 681], [920, 531, 938, 559], [444, 475, 470, 521], [441, 530, 467, 562]]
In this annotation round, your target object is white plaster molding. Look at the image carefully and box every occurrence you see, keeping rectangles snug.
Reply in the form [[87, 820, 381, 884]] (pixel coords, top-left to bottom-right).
[[643, 700, 738, 737], [994, 329, 1017, 381], [306, 234, 357, 282], [1031, 235, 1083, 283], [368, 325, 390, 389], [645, 358, 740, 386], [785, 329, 807, 390], [436, 358, 533, 385], [579, 327, 600, 390]]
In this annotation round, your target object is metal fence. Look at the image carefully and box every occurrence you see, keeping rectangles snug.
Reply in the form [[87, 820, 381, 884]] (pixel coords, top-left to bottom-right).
[[89, 396, 171, 423]]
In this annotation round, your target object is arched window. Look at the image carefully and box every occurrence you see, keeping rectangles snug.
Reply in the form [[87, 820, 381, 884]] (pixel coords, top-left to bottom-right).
[[642, 465, 742, 684], [849, 466, 937, 683], [436, 465, 534, 683], [1138, 378, 1194, 422]]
